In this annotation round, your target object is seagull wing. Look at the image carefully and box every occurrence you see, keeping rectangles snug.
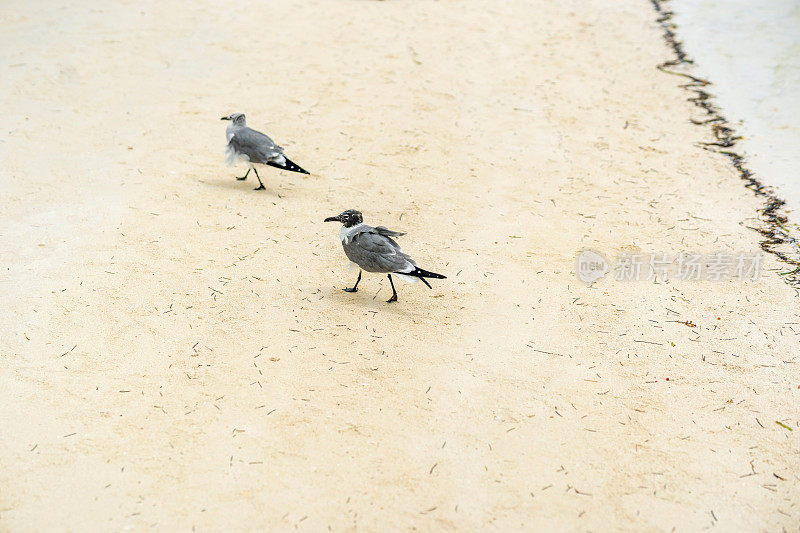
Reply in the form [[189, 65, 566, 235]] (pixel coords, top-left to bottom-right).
[[346, 226, 415, 273], [228, 127, 284, 164], [374, 226, 406, 238]]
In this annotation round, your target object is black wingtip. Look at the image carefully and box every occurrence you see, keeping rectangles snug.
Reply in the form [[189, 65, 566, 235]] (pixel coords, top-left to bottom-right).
[[267, 157, 310, 175], [406, 268, 447, 283]]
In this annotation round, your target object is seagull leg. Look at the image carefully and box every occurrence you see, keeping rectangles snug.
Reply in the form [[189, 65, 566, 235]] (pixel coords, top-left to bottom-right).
[[386, 274, 398, 303], [236, 168, 251, 181], [253, 168, 266, 191], [343, 270, 361, 293]]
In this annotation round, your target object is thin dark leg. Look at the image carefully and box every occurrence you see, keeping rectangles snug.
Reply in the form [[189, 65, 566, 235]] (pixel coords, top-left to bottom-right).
[[253, 168, 266, 190], [386, 274, 398, 303], [236, 168, 251, 181], [343, 270, 361, 293]]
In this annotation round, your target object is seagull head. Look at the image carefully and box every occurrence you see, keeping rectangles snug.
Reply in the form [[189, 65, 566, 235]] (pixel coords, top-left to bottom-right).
[[220, 113, 246, 126], [325, 209, 363, 228]]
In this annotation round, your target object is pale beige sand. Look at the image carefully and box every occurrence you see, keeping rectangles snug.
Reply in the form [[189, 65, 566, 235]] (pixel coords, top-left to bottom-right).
[[1, 0, 798, 530]]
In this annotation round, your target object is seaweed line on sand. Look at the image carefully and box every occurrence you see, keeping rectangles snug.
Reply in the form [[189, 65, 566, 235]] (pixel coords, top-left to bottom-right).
[[650, 0, 800, 286]]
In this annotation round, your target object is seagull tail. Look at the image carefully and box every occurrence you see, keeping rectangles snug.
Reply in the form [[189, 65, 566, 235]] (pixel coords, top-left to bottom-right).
[[267, 157, 310, 174], [401, 267, 446, 289]]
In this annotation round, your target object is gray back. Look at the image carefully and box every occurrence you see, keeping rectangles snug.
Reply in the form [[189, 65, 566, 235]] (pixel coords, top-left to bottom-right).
[[228, 126, 284, 164], [343, 225, 415, 273]]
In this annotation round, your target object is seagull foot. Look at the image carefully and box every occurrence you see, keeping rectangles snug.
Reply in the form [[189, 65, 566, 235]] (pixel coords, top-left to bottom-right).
[[343, 287, 358, 293], [386, 295, 398, 303], [236, 176, 247, 181], [253, 185, 266, 191]]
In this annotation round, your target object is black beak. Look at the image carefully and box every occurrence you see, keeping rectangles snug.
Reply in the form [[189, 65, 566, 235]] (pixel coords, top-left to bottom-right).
[[220, 116, 230, 120], [324, 216, 340, 223]]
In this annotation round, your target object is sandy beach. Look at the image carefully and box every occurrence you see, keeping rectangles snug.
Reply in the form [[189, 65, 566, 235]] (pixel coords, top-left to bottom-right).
[[1, 0, 798, 530]]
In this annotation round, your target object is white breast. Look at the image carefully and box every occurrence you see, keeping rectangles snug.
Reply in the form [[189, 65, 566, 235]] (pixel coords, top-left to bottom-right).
[[225, 144, 249, 166], [340, 223, 366, 245]]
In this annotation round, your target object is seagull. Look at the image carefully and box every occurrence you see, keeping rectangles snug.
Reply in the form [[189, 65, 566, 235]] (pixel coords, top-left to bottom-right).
[[324, 209, 446, 302], [221, 113, 309, 190]]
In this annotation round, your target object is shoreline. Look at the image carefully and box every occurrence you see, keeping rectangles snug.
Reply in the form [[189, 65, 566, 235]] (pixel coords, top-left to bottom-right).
[[650, 0, 800, 283]]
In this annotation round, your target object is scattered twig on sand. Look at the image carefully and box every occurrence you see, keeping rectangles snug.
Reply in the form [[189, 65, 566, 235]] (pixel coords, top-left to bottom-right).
[[527, 346, 566, 357], [59, 345, 77, 357]]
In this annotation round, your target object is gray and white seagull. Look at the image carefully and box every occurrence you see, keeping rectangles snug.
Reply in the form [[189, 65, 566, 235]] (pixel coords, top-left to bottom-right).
[[221, 112, 309, 190], [324, 209, 446, 302]]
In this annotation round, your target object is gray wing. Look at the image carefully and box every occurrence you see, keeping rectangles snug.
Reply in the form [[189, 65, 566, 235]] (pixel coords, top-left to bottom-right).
[[374, 226, 406, 238], [344, 226, 415, 273], [228, 127, 284, 164]]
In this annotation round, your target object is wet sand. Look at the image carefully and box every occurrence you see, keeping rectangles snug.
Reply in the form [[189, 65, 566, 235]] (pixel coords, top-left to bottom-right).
[[672, 0, 800, 216]]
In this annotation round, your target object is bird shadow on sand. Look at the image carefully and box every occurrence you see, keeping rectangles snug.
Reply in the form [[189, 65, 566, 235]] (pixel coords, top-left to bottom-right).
[[326, 286, 425, 316], [198, 177, 286, 197]]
